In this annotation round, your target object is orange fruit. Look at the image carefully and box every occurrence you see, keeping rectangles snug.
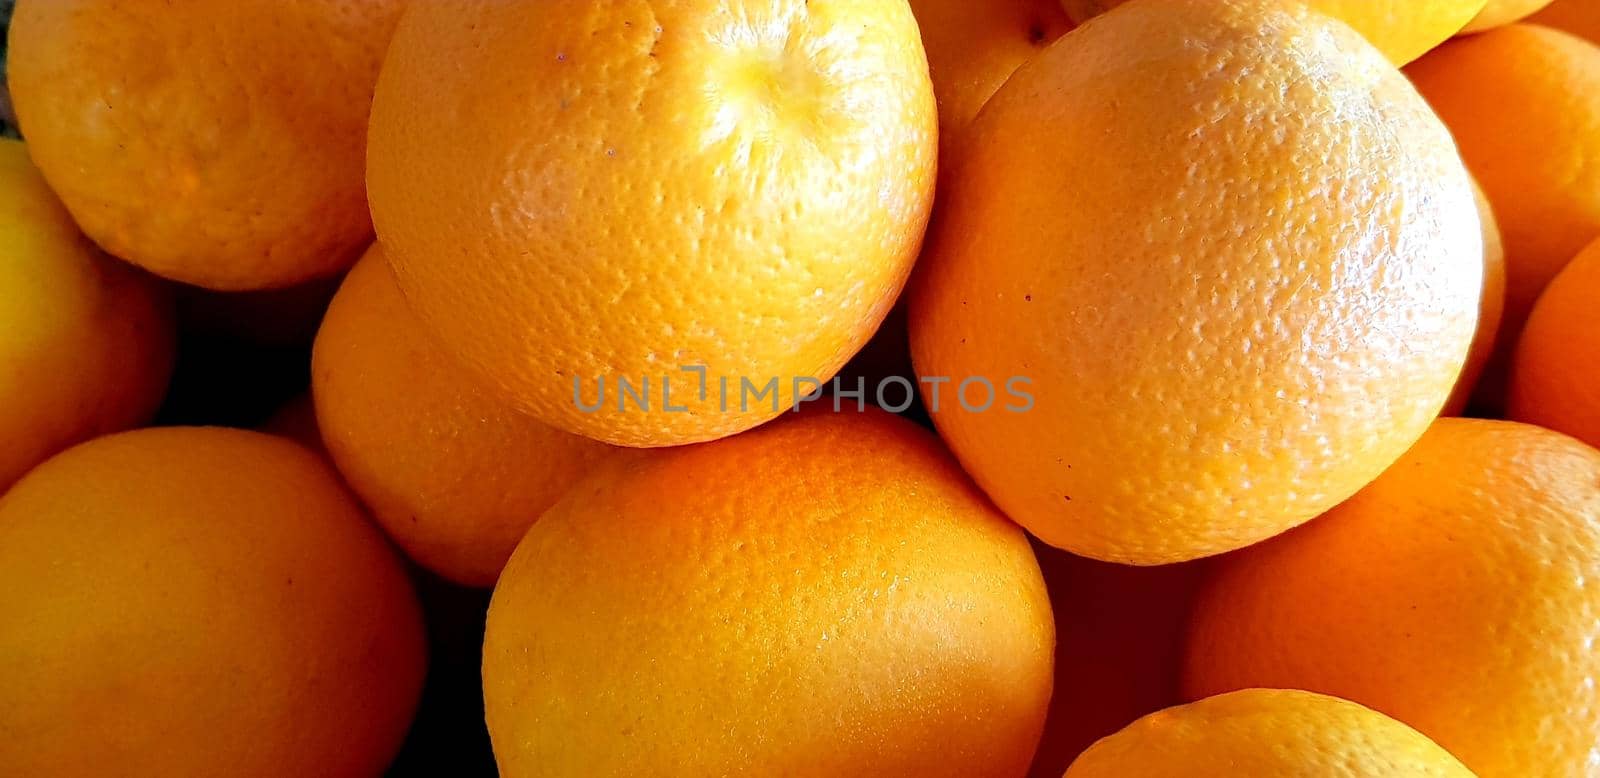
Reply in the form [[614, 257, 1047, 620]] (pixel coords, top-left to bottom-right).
[[910, 0, 1073, 155], [482, 408, 1053, 777], [0, 427, 426, 777], [1461, 0, 1557, 32], [1185, 418, 1600, 778], [1443, 180, 1508, 416], [842, 1, 1073, 399], [910, 0, 1483, 565], [7, 0, 406, 290], [1407, 24, 1600, 409], [313, 244, 632, 587], [1055, 0, 1489, 64], [1027, 548, 1204, 777], [368, 0, 937, 447], [1529, 0, 1600, 43], [1508, 236, 1600, 449], [0, 137, 174, 490], [1064, 689, 1474, 777]]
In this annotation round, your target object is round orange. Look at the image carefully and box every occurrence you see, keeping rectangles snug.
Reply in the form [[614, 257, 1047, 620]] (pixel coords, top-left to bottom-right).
[[1442, 180, 1508, 416], [0, 137, 174, 490], [1508, 236, 1600, 450], [368, 0, 937, 447], [1407, 24, 1600, 409], [1461, 0, 1557, 32], [8, 0, 405, 290], [911, 0, 1483, 565], [1056, 0, 1489, 64], [910, 0, 1073, 155], [1185, 418, 1600, 778], [1065, 689, 1474, 777], [1529, 0, 1600, 43], [842, 0, 1074, 395], [482, 408, 1054, 777], [0, 427, 426, 777], [313, 244, 632, 587]]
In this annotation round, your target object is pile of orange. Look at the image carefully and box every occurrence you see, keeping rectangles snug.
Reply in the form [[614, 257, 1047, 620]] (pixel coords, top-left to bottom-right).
[[3, 0, 1599, 775]]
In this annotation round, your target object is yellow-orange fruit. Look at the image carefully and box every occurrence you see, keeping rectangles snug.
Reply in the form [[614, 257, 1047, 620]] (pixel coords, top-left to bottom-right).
[[1508, 237, 1600, 450], [1461, 0, 1557, 32], [910, 0, 1073, 154], [1027, 548, 1204, 777], [368, 0, 937, 447], [1408, 24, 1600, 410], [1186, 418, 1600, 778], [1529, 0, 1600, 43], [313, 245, 630, 587], [0, 427, 426, 777], [844, 1, 1074, 395], [911, 0, 1482, 565], [1443, 181, 1508, 416], [0, 138, 174, 490], [483, 408, 1054, 777], [1065, 689, 1474, 777], [8, 0, 405, 290], [1057, 0, 1488, 64]]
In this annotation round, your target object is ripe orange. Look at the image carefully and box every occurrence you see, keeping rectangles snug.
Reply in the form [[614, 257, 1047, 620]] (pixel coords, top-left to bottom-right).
[[910, 0, 1073, 155], [1055, 0, 1488, 64], [1027, 548, 1204, 776], [1407, 24, 1600, 409], [368, 0, 937, 447], [1443, 181, 1508, 416], [1064, 689, 1474, 777], [0, 138, 174, 490], [1461, 0, 1557, 32], [1185, 418, 1600, 778], [1529, 0, 1600, 42], [482, 408, 1054, 777], [1508, 236, 1600, 449], [0, 427, 426, 777], [911, 0, 1483, 565], [313, 244, 632, 587], [841, 0, 1073, 396], [8, 0, 405, 290]]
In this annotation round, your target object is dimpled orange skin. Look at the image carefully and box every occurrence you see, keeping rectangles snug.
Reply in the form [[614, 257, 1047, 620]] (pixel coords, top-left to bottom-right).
[[368, 0, 937, 448], [1530, 0, 1600, 43], [1185, 419, 1600, 778], [1443, 181, 1508, 416], [482, 408, 1054, 777], [1461, 0, 1557, 32], [1508, 237, 1600, 450], [8, 0, 406, 290], [909, 0, 1073, 156], [1056, 0, 1488, 64], [0, 427, 427, 778], [0, 138, 174, 490], [1064, 689, 1475, 777], [911, 0, 1483, 566], [313, 245, 631, 587], [1407, 25, 1600, 409]]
